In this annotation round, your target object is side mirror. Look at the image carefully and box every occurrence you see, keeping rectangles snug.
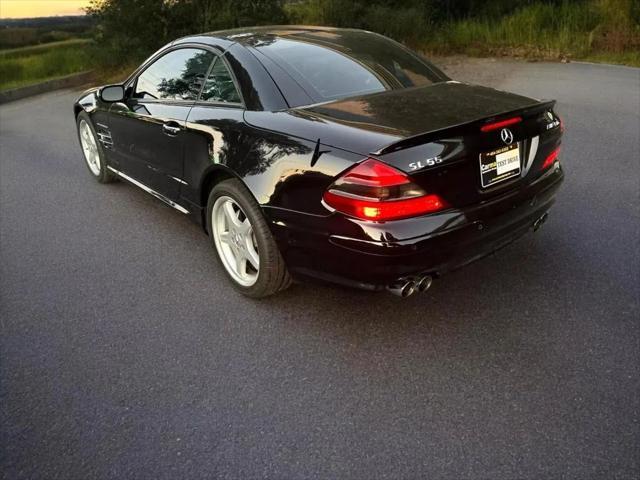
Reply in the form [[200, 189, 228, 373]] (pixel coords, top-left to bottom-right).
[[99, 84, 125, 103]]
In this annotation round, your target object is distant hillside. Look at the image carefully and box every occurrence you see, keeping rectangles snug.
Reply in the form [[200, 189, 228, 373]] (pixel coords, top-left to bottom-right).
[[0, 16, 94, 49], [0, 16, 92, 28]]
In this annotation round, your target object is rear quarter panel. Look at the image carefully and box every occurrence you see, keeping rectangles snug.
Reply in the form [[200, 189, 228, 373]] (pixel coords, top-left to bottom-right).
[[182, 107, 359, 217]]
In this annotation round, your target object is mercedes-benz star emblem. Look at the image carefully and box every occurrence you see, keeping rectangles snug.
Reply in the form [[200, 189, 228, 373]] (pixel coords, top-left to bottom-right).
[[500, 128, 514, 145]]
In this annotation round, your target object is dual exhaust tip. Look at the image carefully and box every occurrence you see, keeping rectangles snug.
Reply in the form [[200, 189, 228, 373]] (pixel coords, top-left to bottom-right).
[[387, 213, 549, 297], [387, 275, 433, 298]]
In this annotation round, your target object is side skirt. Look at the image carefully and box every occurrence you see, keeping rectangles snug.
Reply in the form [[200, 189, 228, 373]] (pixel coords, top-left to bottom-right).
[[106, 166, 190, 214]]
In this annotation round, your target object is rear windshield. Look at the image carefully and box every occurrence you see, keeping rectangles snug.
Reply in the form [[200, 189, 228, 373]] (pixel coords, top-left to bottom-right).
[[252, 30, 447, 105]]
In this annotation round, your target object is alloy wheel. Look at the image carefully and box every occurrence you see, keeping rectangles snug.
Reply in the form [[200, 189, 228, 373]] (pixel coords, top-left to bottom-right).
[[79, 119, 101, 176], [211, 195, 260, 287]]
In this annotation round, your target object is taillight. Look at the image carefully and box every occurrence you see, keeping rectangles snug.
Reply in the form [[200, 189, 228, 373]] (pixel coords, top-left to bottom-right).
[[480, 116, 522, 132], [323, 158, 448, 221], [541, 146, 560, 170]]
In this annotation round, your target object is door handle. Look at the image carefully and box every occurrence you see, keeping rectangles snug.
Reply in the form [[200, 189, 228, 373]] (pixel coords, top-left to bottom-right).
[[162, 122, 182, 136]]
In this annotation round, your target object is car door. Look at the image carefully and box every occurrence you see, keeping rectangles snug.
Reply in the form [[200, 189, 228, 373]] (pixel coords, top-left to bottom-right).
[[106, 47, 216, 200], [182, 54, 248, 193]]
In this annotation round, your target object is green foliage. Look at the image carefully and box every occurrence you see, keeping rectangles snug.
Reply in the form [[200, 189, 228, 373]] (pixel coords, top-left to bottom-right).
[[285, 0, 596, 27], [0, 18, 93, 49], [86, 0, 173, 66], [428, 0, 638, 58], [0, 28, 40, 49], [1, 0, 634, 92], [86, 0, 287, 66], [431, 2, 602, 55], [0, 41, 94, 91], [286, 0, 639, 63], [285, 1, 430, 45], [0, 39, 91, 59]]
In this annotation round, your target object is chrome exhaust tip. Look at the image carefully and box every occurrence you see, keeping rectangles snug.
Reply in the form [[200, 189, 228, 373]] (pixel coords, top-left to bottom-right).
[[533, 212, 548, 232], [387, 279, 416, 298], [415, 275, 433, 293]]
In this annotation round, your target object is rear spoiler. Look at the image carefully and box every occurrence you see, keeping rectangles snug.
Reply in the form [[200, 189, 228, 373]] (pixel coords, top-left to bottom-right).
[[372, 99, 556, 156]]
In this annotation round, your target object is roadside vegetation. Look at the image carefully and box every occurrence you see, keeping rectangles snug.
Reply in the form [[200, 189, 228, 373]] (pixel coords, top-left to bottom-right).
[[85, 0, 638, 68], [287, 0, 639, 64], [0, 39, 93, 91], [0, 15, 93, 49], [0, 0, 637, 92], [0, 16, 94, 91], [82, 0, 640, 66]]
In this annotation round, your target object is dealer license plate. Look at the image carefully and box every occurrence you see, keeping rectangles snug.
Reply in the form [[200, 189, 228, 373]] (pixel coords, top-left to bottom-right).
[[479, 144, 521, 188]]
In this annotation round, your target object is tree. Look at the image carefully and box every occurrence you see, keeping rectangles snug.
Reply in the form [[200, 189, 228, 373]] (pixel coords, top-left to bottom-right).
[[86, 0, 286, 65], [86, 0, 175, 64]]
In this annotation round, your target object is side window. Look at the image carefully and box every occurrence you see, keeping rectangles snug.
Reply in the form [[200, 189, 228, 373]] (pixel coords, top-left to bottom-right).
[[134, 48, 215, 101], [200, 57, 241, 104]]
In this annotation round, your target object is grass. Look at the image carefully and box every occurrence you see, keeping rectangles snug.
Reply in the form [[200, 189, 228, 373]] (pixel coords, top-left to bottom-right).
[[96, 63, 138, 85], [0, 39, 94, 91], [421, 1, 640, 66], [430, 3, 597, 53], [0, 39, 91, 59], [286, 0, 640, 67]]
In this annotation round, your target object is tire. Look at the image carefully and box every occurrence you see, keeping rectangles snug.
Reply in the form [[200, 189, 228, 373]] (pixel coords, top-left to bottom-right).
[[76, 111, 115, 183], [207, 178, 291, 298]]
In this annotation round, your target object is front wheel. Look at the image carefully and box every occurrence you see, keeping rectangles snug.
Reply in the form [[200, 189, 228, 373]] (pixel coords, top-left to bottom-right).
[[76, 111, 115, 183], [207, 179, 291, 298]]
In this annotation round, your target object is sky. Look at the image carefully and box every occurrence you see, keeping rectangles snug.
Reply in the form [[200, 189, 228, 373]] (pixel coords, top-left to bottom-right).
[[0, 0, 90, 19]]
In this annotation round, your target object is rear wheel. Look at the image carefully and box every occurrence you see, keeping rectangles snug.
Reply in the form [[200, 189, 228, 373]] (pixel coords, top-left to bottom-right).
[[76, 111, 115, 183], [207, 179, 291, 298]]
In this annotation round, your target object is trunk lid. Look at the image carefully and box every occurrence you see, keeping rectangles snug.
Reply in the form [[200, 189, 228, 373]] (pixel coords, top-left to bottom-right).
[[298, 81, 561, 207], [302, 81, 541, 142], [244, 81, 562, 207]]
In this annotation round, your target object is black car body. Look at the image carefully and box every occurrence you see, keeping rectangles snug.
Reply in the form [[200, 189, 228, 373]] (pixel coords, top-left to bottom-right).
[[74, 26, 564, 297]]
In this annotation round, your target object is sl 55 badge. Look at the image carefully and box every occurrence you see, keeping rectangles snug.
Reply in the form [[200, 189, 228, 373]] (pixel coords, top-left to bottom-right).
[[409, 156, 443, 171]]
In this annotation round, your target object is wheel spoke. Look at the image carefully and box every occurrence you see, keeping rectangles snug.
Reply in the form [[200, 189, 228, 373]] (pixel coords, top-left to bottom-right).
[[236, 253, 247, 278], [244, 227, 259, 270], [238, 217, 252, 234], [245, 243, 259, 270], [223, 201, 242, 227], [219, 231, 230, 244]]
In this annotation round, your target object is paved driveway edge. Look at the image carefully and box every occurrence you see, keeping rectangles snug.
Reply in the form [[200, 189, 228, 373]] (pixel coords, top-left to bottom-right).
[[0, 71, 95, 104]]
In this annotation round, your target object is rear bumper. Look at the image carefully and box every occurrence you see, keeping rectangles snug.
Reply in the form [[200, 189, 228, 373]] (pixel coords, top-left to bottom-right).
[[265, 166, 564, 290]]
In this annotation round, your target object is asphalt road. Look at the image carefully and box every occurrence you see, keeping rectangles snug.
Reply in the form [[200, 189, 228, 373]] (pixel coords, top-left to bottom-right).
[[1, 60, 639, 480]]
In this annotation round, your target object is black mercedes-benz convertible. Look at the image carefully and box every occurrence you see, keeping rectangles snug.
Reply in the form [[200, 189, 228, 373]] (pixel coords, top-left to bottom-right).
[[74, 26, 564, 298]]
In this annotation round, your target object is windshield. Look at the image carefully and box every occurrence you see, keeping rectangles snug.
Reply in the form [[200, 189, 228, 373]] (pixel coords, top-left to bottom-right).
[[250, 30, 447, 105]]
